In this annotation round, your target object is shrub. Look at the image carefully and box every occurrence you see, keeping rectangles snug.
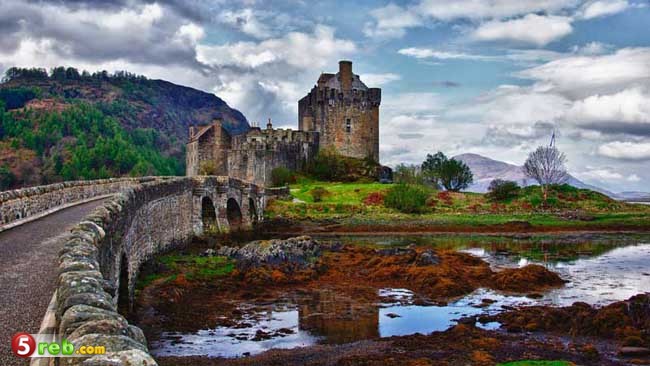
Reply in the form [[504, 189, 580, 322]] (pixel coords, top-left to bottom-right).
[[310, 186, 330, 202], [198, 161, 218, 175], [271, 167, 296, 187], [384, 184, 429, 213], [487, 179, 521, 201], [437, 191, 453, 205], [363, 191, 385, 205], [308, 147, 379, 182]]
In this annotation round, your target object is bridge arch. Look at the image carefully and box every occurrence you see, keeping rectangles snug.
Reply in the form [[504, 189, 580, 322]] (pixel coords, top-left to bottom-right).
[[248, 197, 258, 224], [226, 197, 243, 231], [201, 196, 217, 231]]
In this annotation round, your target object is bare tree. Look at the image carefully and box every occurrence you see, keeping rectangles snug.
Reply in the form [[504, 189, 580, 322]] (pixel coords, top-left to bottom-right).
[[523, 146, 568, 202]]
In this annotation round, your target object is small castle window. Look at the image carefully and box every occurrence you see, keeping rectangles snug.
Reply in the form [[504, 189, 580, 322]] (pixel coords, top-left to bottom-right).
[[345, 118, 351, 133]]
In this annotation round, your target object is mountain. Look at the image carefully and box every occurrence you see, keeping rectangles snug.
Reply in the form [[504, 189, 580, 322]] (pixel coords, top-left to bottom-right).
[[0, 67, 249, 189], [616, 191, 650, 202], [453, 153, 620, 198]]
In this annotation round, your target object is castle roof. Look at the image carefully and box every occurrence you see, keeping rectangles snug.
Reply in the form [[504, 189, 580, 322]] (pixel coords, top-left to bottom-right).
[[324, 72, 368, 91], [191, 124, 215, 141]]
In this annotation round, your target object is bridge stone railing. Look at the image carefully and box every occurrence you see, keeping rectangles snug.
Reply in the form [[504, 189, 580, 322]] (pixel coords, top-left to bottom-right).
[[0, 177, 171, 232], [51, 176, 265, 365]]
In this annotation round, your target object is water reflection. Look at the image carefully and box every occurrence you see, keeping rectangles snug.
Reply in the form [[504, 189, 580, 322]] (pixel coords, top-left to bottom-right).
[[150, 234, 650, 358]]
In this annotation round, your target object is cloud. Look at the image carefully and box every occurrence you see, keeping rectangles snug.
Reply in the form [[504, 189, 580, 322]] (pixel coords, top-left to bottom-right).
[[473, 14, 573, 46], [433, 81, 461, 88], [570, 41, 613, 55], [196, 25, 356, 123], [598, 141, 650, 160], [398, 48, 498, 61], [518, 48, 650, 98], [363, 3, 422, 39], [416, 0, 578, 20], [575, 166, 641, 182], [579, 0, 629, 19], [567, 87, 650, 126], [360, 73, 401, 86], [219, 8, 272, 39], [0, 1, 205, 69]]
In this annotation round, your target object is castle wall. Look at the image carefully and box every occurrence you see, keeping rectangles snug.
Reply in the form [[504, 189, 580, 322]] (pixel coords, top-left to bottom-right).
[[227, 128, 318, 186]]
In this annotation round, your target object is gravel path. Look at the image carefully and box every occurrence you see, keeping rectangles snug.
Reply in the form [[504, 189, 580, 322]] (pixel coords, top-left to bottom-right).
[[0, 200, 106, 366]]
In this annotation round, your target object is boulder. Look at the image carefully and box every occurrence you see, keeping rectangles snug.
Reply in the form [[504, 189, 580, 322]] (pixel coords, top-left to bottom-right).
[[218, 236, 321, 269]]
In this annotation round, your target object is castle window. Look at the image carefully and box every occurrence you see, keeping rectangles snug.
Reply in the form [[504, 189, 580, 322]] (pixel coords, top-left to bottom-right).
[[330, 89, 335, 99], [346, 118, 351, 133]]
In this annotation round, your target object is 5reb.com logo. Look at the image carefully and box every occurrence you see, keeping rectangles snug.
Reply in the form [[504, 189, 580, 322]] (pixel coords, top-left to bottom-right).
[[11, 333, 106, 358]]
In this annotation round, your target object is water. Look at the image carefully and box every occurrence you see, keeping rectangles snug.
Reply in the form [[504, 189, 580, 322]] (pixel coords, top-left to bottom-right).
[[150, 234, 650, 358]]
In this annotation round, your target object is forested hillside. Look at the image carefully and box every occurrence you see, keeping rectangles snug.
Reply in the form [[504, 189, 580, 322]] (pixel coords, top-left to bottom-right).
[[0, 67, 249, 190]]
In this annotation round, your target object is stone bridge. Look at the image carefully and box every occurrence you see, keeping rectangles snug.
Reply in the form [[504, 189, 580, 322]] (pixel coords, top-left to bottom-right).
[[0, 176, 288, 366]]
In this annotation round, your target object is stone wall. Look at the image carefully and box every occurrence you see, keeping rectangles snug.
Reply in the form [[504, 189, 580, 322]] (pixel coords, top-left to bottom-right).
[[227, 128, 319, 186], [0, 177, 166, 230], [186, 122, 319, 187], [49, 176, 265, 365]]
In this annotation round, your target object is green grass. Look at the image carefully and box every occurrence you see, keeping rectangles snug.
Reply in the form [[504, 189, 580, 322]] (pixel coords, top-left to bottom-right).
[[265, 180, 650, 230], [498, 361, 573, 366], [290, 179, 391, 204], [139, 254, 234, 285]]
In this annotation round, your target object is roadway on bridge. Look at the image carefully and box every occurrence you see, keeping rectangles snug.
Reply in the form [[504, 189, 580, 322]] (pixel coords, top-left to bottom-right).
[[0, 199, 106, 366]]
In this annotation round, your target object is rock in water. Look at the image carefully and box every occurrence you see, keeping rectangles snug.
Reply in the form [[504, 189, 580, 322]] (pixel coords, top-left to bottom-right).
[[217, 236, 321, 269]]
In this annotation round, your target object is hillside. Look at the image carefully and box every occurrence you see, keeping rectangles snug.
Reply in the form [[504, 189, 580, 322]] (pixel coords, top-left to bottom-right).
[[453, 153, 620, 198], [0, 67, 250, 189]]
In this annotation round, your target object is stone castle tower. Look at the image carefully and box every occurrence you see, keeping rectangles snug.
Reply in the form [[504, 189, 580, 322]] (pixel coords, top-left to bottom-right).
[[298, 60, 381, 162]]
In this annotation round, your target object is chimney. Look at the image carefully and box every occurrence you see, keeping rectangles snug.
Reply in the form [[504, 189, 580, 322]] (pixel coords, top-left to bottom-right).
[[339, 60, 352, 92], [189, 125, 196, 139]]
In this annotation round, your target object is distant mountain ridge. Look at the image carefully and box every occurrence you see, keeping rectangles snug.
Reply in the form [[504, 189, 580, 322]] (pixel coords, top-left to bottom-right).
[[453, 153, 646, 200]]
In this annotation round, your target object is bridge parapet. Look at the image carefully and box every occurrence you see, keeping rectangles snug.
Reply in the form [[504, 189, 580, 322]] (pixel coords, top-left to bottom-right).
[[48, 176, 266, 365], [0, 176, 173, 232]]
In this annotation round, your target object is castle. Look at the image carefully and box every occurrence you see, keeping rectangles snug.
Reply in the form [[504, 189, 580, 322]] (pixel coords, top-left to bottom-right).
[[186, 60, 381, 186]]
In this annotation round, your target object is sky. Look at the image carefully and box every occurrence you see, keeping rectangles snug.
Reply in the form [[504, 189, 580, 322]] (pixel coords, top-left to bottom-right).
[[0, 0, 649, 192]]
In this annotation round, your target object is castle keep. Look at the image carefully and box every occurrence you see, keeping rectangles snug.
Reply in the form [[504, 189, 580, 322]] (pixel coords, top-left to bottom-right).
[[186, 60, 381, 186], [299, 60, 381, 162]]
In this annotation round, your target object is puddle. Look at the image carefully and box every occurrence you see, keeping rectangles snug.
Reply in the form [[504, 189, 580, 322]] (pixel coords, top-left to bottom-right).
[[148, 235, 650, 358]]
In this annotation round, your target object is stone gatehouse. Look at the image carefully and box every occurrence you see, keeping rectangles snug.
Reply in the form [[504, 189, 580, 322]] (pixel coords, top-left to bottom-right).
[[186, 60, 381, 186]]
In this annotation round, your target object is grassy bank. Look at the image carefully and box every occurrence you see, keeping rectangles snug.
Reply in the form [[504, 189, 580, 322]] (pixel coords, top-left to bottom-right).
[[265, 180, 650, 232]]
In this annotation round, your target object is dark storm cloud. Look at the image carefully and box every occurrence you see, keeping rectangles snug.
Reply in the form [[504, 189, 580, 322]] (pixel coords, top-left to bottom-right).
[[398, 133, 425, 139], [482, 121, 555, 145], [580, 121, 650, 137], [0, 0, 208, 70], [433, 80, 460, 88], [23, 0, 211, 21]]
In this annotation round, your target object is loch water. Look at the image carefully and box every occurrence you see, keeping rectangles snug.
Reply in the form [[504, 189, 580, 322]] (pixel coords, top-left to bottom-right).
[[150, 234, 650, 358]]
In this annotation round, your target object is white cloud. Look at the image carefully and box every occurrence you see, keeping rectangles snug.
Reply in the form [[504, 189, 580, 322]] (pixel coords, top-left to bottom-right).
[[567, 87, 650, 124], [519, 48, 650, 98], [473, 14, 573, 46], [579, 0, 629, 19], [219, 8, 272, 39], [363, 4, 422, 39], [570, 42, 613, 55], [196, 25, 356, 123], [416, 0, 578, 20], [360, 73, 401, 86], [598, 141, 650, 160], [397, 48, 498, 61], [575, 167, 640, 182]]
